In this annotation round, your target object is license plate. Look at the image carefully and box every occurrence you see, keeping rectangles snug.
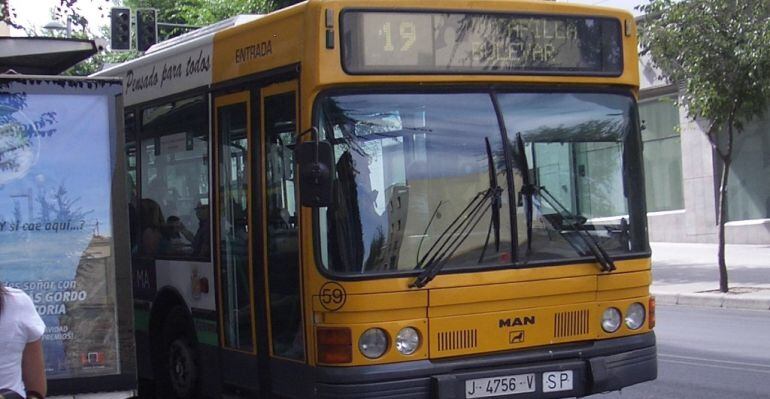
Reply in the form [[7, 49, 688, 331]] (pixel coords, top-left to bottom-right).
[[542, 370, 574, 393], [465, 373, 536, 398]]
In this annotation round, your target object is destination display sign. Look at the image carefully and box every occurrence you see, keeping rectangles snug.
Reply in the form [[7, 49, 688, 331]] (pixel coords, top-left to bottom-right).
[[341, 11, 623, 75]]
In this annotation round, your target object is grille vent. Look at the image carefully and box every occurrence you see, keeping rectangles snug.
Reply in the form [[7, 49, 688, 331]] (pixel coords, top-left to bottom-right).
[[437, 329, 478, 352], [554, 309, 590, 338]]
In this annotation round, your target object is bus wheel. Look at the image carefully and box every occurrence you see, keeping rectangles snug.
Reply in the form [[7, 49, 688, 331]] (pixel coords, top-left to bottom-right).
[[168, 337, 197, 397], [161, 307, 199, 399]]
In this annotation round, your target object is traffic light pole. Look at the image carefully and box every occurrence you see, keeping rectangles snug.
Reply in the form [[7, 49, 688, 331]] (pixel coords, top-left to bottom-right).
[[110, 7, 201, 52]]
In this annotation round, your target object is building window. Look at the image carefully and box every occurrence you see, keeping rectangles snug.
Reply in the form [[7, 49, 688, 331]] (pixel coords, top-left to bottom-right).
[[727, 111, 770, 221], [639, 96, 684, 212]]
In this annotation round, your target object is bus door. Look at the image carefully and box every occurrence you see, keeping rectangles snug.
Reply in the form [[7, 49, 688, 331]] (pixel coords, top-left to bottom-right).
[[260, 80, 307, 397], [213, 91, 262, 392]]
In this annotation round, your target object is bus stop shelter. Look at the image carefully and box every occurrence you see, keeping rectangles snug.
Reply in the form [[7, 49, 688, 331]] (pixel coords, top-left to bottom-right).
[[1, 37, 135, 395], [0, 36, 98, 75]]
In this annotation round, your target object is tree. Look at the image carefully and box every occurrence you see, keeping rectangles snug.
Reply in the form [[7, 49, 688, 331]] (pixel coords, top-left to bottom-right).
[[124, 0, 303, 36], [638, 0, 770, 292]]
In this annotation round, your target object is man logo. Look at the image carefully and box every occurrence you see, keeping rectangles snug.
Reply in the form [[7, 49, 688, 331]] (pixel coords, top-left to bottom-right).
[[498, 316, 535, 328], [509, 330, 525, 344]]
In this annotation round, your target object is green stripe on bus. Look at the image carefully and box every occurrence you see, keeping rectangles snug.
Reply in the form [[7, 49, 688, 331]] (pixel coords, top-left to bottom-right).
[[197, 330, 219, 346], [134, 309, 150, 332], [194, 318, 219, 346]]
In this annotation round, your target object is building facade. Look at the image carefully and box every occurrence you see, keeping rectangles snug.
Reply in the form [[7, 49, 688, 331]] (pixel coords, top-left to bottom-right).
[[639, 54, 770, 244]]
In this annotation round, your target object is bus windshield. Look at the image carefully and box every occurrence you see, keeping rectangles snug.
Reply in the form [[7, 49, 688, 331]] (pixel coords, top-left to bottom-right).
[[316, 90, 646, 276]]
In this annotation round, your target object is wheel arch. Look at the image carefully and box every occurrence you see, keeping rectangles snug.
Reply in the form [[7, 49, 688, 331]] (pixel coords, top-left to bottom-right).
[[150, 286, 196, 350]]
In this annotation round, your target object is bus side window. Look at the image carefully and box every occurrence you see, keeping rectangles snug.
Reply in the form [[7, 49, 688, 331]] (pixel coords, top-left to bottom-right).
[[138, 96, 210, 260]]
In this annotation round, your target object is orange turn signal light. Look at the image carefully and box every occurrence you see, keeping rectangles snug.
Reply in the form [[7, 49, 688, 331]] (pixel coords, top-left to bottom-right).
[[648, 296, 656, 329], [317, 327, 352, 364]]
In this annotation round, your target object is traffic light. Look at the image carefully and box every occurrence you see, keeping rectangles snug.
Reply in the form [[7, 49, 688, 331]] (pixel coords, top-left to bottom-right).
[[110, 8, 131, 50], [136, 9, 158, 52]]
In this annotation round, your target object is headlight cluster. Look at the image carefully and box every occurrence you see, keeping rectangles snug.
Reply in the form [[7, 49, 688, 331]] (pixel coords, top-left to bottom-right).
[[601, 303, 646, 333], [358, 327, 421, 359]]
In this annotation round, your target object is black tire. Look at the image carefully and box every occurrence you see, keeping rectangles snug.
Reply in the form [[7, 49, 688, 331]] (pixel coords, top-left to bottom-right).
[[157, 306, 200, 399]]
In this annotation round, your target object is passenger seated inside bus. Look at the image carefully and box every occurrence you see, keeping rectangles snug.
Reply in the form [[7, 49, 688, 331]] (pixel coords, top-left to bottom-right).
[[160, 215, 194, 255], [191, 202, 211, 258], [140, 198, 164, 257]]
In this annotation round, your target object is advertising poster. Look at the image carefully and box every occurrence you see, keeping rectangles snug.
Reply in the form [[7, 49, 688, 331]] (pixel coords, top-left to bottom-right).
[[0, 79, 120, 379]]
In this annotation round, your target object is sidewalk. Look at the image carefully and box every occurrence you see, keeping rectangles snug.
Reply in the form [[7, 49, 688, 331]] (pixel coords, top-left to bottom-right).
[[650, 242, 770, 310]]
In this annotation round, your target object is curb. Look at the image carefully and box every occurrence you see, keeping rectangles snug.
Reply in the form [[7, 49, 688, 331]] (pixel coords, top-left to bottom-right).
[[652, 291, 770, 311]]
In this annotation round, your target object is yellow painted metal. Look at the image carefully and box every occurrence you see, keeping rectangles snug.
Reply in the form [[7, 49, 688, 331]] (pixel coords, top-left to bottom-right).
[[212, 4, 304, 84], [428, 302, 584, 358], [428, 276, 597, 307], [312, 290, 428, 312], [428, 292, 596, 318], [205, 0, 648, 369], [321, 308, 427, 324], [313, 290, 427, 324], [309, 259, 652, 366], [598, 270, 652, 291], [313, 293, 652, 365]]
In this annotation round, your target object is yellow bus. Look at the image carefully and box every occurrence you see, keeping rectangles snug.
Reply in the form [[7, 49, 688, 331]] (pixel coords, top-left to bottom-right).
[[97, 0, 656, 397]]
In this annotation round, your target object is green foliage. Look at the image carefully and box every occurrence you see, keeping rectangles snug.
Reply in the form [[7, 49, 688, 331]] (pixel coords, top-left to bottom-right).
[[64, 49, 141, 76], [124, 0, 302, 28], [176, 0, 271, 26], [638, 0, 770, 136]]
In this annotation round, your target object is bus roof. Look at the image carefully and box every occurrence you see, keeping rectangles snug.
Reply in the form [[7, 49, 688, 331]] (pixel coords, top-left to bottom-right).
[[96, 0, 638, 106]]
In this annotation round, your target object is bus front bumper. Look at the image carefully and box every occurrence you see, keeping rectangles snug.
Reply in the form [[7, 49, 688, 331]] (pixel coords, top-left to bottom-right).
[[314, 332, 656, 399]]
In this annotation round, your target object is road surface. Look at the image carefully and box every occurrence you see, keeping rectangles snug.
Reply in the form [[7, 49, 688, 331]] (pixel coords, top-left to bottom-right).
[[589, 305, 770, 399]]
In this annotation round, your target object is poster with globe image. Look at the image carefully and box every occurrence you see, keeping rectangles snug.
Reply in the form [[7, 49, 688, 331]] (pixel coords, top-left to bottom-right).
[[0, 80, 121, 379]]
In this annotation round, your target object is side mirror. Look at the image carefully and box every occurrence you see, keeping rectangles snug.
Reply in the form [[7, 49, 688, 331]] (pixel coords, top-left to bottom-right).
[[296, 141, 333, 207]]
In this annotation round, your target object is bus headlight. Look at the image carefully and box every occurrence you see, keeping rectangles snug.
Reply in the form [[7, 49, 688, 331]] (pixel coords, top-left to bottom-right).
[[395, 327, 420, 355], [359, 328, 388, 359], [602, 307, 622, 333], [625, 303, 646, 330]]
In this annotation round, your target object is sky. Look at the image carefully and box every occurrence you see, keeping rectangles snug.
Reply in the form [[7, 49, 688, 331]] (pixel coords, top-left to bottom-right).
[[8, 0, 113, 37], [8, 0, 647, 36]]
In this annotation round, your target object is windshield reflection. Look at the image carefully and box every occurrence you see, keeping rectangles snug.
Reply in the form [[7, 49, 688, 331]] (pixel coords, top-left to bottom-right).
[[499, 92, 646, 263], [316, 90, 646, 276]]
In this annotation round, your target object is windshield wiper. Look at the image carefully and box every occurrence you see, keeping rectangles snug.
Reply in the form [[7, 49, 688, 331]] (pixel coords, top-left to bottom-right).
[[514, 133, 615, 272], [410, 137, 502, 289], [536, 186, 616, 272], [478, 137, 501, 263], [514, 133, 534, 254]]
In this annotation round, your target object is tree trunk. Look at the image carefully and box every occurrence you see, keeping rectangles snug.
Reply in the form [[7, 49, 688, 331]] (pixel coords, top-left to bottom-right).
[[717, 157, 731, 293], [715, 118, 736, 294]]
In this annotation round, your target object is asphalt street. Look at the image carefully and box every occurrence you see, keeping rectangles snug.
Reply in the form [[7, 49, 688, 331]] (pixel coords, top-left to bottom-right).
[[588, 304, 770, 399]]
